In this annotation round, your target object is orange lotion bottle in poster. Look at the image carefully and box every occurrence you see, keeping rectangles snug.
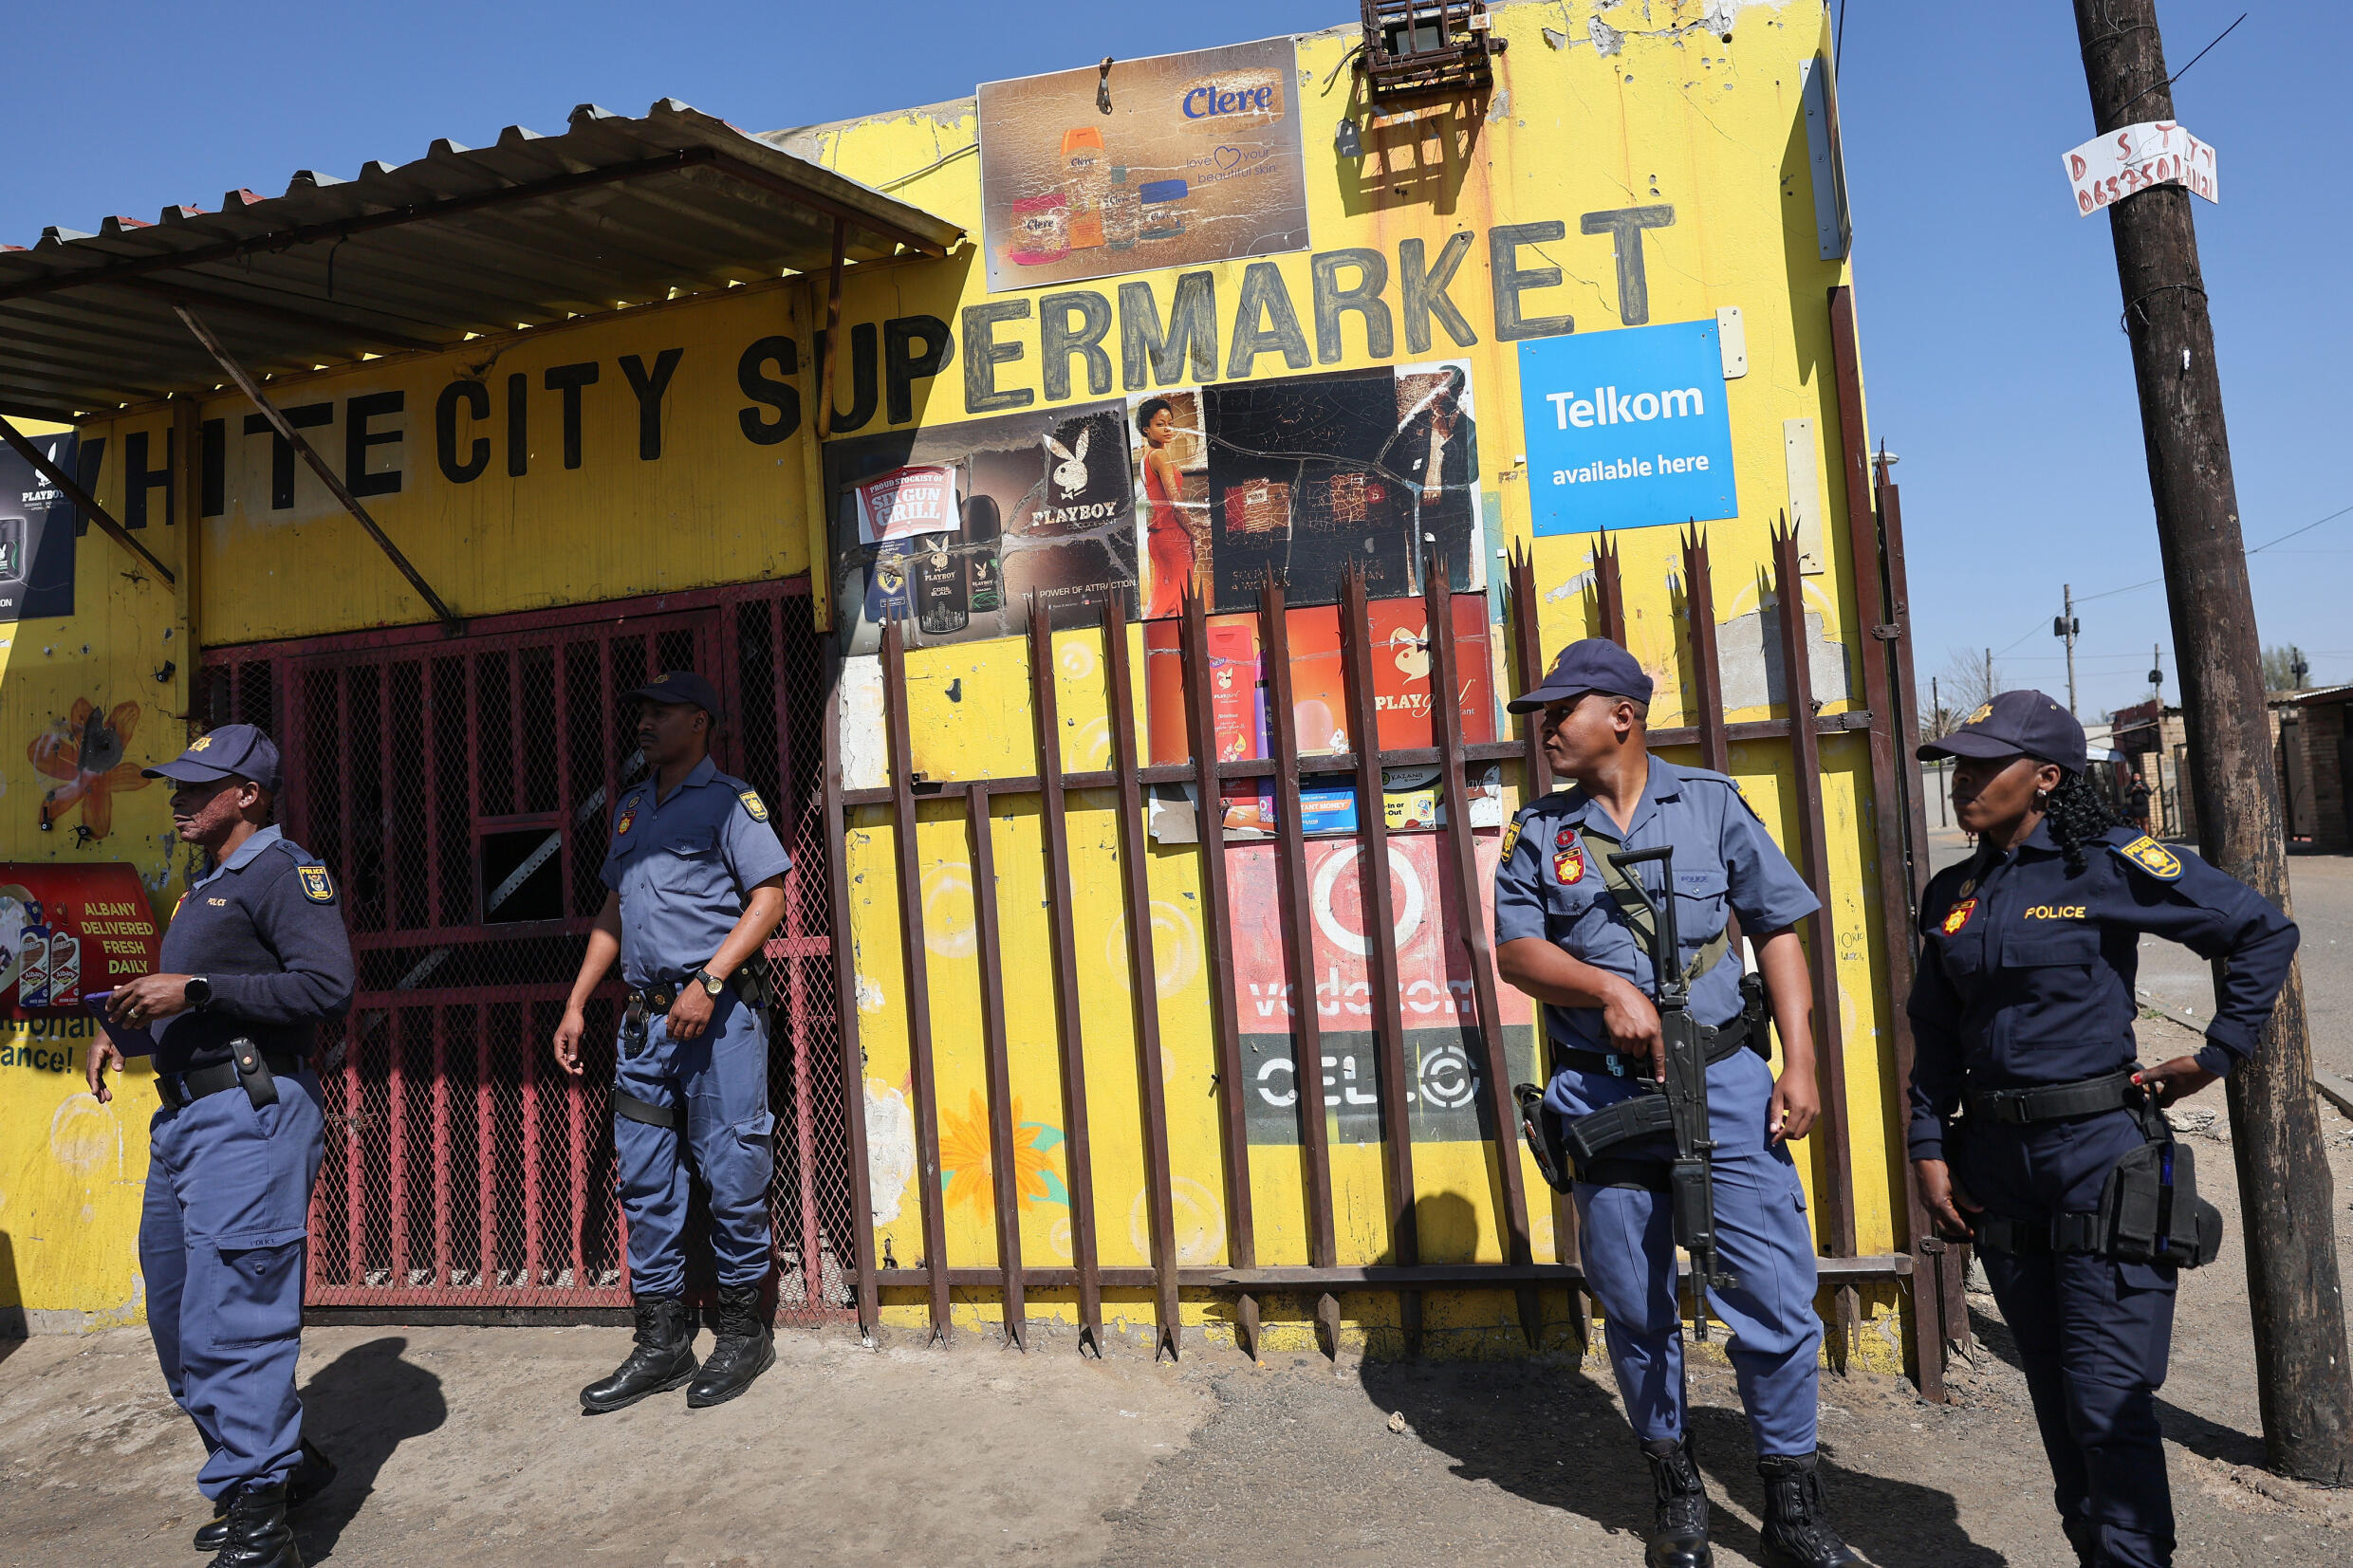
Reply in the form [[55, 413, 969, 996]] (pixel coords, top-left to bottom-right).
[[1061, 126, 1109, 249]]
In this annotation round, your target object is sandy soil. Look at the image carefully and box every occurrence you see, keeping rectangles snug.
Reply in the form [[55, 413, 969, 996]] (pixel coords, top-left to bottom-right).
[[4, 1013, 2349, 1566]]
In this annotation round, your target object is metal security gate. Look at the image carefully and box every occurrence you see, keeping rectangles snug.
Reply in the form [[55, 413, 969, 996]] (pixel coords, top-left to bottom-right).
[[199, 581, 855, 1320]]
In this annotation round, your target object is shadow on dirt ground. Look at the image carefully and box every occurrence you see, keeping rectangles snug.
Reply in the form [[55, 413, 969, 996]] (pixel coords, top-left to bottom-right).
[[295, 1337, 447, 1561], [1362, 1357, 2005, 1568]]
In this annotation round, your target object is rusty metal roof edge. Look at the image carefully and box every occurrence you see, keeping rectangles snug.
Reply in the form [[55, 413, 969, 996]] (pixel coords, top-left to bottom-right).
[[1, 97, 963, 286], [25, 266, 835, 426]]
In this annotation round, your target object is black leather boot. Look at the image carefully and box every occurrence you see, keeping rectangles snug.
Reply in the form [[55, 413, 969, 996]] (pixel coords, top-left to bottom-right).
[[581, 1297, 698, 1414], [1756, 1452, 1865, 1567], [686, 1282, 775, 1408], [1640, 1435, 1713, 1568], [205, 1482, 302, 1568], [194, 1440, 336, 1552]]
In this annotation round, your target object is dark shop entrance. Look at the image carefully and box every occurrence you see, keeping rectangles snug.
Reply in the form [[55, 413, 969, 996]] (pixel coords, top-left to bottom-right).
[[198, 580, 855, 1322]]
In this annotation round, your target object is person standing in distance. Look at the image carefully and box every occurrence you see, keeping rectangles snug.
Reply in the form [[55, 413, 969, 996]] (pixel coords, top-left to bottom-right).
[[2125, 770, 2153, 837], [1493, 641, 1862, 1568], [87, 724, 354, 1568], [1909, 693, 2296, 1568], [554, 672, 790, 1411]]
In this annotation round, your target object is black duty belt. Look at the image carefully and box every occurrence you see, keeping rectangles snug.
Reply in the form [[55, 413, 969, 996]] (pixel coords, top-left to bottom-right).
[[1554, 1012, 1752, 1079], [1965, 1068, 2139, 1127], [624, 968, 767, 1019], [158, 1049, 303, 1111], [1974, 1211, 2104, 1256]]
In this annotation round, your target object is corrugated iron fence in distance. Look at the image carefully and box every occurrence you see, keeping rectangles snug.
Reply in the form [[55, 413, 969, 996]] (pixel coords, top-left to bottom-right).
[[198, 581, 855, 1323]]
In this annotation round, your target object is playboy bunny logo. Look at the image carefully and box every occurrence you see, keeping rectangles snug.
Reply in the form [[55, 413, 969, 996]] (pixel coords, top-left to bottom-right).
[[1044, 427, 1092, 496]]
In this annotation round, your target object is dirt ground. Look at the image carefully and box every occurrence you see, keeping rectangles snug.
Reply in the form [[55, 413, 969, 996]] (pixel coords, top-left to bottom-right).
[[5, 1011, 2351, 1566]]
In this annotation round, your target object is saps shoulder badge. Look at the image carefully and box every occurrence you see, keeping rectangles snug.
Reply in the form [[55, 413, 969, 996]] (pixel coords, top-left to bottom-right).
[[2114, 834, 2183, 881], [1499, 820, 1523, 860], [739, 789, 770, 823], [1553, 828, 1586, 886], [297, 864, 338, 904], [1940, 897, 1977, 935]]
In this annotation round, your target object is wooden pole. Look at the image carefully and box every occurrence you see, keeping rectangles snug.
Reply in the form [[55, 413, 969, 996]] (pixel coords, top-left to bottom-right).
[[2073, 0, 2351, 1483]]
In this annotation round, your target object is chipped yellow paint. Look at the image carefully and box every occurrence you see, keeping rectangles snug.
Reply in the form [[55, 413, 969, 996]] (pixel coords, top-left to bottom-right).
[[0, 422, 177, 1330], [21, 4, 1910, 1365]]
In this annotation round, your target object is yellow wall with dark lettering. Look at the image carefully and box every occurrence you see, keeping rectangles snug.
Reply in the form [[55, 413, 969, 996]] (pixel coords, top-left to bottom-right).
[[22, 1, 1909, 1356], [0, 418, 180, 1332]]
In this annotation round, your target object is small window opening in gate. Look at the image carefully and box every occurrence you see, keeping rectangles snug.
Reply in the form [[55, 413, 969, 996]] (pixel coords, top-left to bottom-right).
[[479, 827, 565, 924]]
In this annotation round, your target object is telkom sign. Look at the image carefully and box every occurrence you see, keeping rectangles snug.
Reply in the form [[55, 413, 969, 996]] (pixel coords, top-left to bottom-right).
[[1517, 319, 1737, 535]]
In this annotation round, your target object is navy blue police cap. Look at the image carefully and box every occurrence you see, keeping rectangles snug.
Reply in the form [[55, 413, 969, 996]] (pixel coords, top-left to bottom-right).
[[1507, 637, 1655, 714], [1918, 689, 2087, 774], [142, 722, 283, 793], [627, 670, 722, 718]]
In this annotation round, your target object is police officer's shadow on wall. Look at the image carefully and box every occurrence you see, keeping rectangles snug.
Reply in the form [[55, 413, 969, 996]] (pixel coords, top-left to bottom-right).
[[290, 1336, 448, 1559], [1358, 1200, 2001, 1567]]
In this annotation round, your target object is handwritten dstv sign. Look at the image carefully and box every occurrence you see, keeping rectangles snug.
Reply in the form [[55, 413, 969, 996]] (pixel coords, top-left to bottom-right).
[[1517, 319, 1737, 535]]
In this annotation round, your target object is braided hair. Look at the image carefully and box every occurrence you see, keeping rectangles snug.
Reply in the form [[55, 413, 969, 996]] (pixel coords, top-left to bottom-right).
[[2044, 768, 2118, 874]]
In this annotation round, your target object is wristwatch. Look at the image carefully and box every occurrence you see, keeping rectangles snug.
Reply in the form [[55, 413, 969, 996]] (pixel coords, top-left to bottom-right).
[[184, 976, 213, 1010], [692, 969, 727, 999]]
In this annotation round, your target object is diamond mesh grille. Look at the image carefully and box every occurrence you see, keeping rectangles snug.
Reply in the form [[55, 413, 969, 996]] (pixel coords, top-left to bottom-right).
[[198, 583, 852, 1319]]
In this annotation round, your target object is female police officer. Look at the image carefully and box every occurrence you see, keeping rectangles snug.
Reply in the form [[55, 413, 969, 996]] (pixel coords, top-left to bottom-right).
[[1908, 692, 2298, 1568]]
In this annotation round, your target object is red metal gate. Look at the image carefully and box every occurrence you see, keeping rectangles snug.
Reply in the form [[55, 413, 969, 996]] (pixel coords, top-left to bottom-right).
[[199, 581, 854, 1320]]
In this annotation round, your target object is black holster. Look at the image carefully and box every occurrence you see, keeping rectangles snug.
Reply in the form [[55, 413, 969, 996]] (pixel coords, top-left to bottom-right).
[[230, 1038, 279, 1109], [2097, 1125, 2223, 1267]]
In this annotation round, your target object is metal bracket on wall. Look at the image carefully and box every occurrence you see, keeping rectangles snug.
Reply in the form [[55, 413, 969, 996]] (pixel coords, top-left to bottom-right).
[[173, 304, 462, 634]]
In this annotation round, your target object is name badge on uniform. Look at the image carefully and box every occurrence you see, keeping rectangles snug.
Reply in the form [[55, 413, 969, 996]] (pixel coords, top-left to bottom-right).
[[297, 864, 338, 904], [1553, 828, 1585, 885], [1940, 896, 1976, 935], [739, 789, 769, 822]]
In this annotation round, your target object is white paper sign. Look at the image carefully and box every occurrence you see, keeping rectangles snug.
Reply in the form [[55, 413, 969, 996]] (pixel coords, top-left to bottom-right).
[[2065, 121, 2217, 215], [852, 465, 959, 544]]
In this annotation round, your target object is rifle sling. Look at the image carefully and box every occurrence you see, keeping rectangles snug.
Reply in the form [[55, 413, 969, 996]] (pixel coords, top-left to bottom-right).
[[1576, 821, 1732, 986]]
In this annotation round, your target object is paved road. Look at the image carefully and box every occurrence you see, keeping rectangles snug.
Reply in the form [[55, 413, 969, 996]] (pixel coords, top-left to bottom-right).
[[1926, 828, 2352, 1078]]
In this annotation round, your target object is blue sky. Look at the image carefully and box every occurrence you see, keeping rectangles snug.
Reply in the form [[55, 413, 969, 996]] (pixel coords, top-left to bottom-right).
[[4, 2, 2336, 718]]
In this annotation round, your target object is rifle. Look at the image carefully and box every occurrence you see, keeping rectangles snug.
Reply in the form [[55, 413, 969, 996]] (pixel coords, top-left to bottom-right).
[[1605, 843, 1739, 1342]]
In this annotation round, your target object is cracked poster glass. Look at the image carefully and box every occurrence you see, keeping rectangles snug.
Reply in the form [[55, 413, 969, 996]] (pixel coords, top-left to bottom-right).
[[977, 37, 1310, 292]]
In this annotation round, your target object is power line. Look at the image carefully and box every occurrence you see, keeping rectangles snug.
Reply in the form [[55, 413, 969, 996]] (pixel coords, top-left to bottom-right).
[[1973, 497, 2352, 662]]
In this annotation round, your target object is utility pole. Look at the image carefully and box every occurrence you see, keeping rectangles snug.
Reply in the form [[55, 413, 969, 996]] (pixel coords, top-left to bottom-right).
[[2074, 0, 2351, 1483], [1983, 648, 1993, 704], [1931, 675, 1947, 826], [2054, 584, 2082, 715]]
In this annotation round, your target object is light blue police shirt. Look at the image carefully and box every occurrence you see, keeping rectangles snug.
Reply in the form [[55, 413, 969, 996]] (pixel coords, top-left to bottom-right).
[[601, 754, 793, 987], [1493, 757, 1818, 1106]]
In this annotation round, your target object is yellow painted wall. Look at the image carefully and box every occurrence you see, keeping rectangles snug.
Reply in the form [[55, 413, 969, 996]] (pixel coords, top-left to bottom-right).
[[78, 283, 818, 647], [817, 1, 1911, 1359], [16, 1, 1912, 1359], [0, 418, 181, 1332]]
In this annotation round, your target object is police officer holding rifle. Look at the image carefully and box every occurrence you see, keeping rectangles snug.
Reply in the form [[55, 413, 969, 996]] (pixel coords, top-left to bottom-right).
[[87, 724, 352, 1568], [1909, 693, 2296, 1568], [1494, 640, 1862, 1568], [554, 672, 791, 1413]]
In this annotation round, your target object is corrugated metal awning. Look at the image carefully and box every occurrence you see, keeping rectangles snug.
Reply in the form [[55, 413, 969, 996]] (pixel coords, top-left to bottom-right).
[[0, 100, 963, 421]]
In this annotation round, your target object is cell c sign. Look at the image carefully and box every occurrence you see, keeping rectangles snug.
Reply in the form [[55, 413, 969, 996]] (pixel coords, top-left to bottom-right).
[[1517, 319, 1738, 536]]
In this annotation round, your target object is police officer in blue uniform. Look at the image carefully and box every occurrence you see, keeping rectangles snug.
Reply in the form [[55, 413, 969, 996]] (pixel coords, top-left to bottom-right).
[[554, 672, 790, 1412], [1909, 692, 2297, 1568], [86, 724, 354, 1568], [1494, 641, 1862, 1568]]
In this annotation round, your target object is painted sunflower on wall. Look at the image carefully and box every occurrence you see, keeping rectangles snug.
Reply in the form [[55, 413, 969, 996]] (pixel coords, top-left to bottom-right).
[[937, 1089, 1067, 1218], [30, 698, 151, 839]]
